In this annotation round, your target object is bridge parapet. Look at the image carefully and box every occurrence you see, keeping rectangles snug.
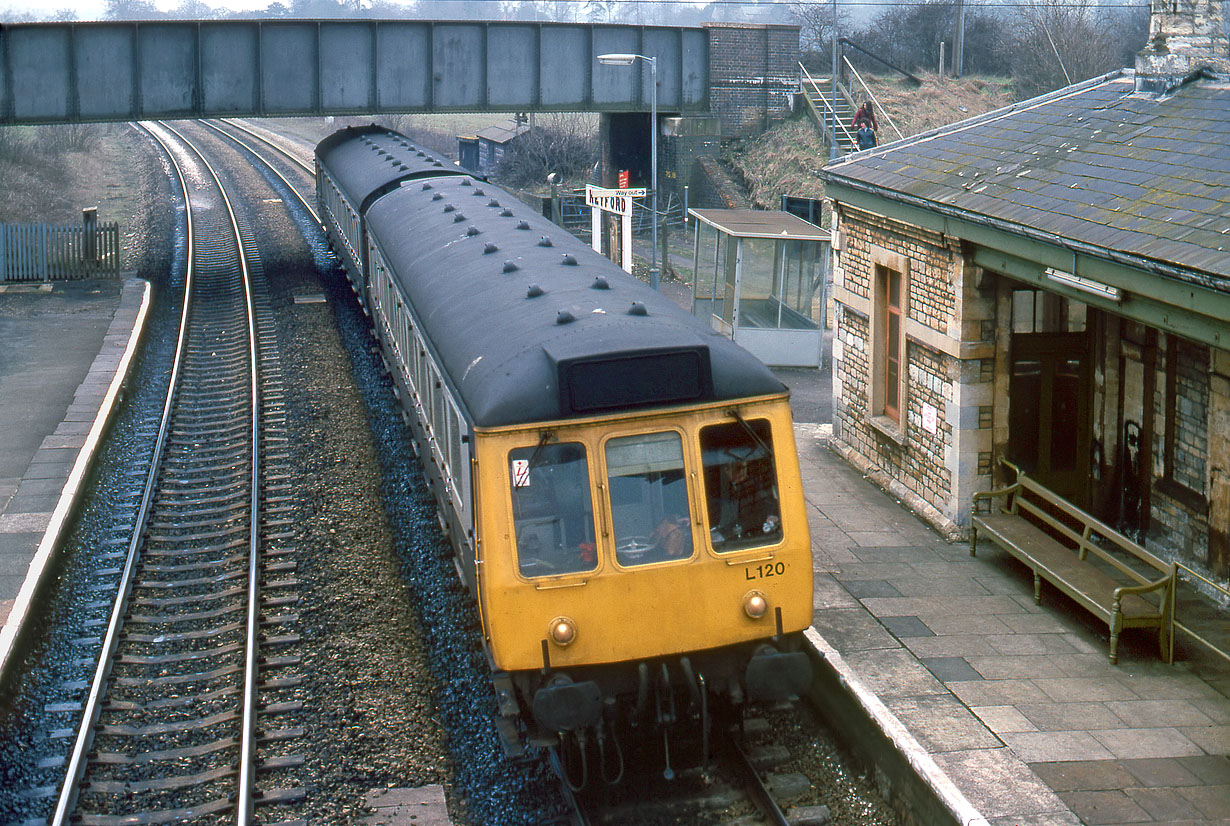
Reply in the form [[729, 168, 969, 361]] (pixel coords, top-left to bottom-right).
[[0, 20, 716, 124]]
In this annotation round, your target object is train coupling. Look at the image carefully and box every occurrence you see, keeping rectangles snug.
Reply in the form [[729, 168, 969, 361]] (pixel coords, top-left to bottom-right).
[[532, 673, 603, 733], [745, 643, 813, 702]]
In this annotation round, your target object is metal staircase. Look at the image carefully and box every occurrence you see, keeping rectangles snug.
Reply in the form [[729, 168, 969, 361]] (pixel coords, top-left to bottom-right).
[[799, 67, 857, 155]]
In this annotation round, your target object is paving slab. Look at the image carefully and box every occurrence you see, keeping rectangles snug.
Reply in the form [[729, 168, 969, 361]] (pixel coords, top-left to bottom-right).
[[796, 424, 1230, 825], [0, 278, 149, 681]]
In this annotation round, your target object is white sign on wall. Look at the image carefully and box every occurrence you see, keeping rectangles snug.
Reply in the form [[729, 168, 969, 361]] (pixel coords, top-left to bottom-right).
[[921, 402, 938, 435]]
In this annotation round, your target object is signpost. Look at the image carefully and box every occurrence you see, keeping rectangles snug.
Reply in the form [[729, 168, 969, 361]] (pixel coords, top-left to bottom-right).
[[586, 185, 646, 273]]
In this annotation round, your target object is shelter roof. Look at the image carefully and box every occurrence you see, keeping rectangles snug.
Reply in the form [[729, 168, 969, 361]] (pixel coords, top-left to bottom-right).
[[689, 208, 828, 241], [822, 70, 1230, 287]]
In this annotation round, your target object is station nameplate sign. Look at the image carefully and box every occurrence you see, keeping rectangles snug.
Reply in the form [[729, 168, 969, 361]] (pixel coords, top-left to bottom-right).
[[586, 185, 647, 217]]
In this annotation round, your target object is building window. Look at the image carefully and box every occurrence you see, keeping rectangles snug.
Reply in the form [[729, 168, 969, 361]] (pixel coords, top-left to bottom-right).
[[884, 267, 903, 421], [870, 255, 908, 432], [1161, 334, 1209, 506], [1011, 288, 1086, 333]]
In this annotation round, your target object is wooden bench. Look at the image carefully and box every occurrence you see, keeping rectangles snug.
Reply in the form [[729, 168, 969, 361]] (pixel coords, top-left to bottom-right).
[[970, 461, 1176, 664]]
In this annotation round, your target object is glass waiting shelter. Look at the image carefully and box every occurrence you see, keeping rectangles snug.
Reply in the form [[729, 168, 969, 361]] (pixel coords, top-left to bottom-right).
[[689, 209, 829, 367]]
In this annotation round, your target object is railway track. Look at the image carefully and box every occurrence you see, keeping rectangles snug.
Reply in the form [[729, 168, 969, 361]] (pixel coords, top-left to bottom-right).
[[46, 121, 304, 825], [561, 706, 816, 826]]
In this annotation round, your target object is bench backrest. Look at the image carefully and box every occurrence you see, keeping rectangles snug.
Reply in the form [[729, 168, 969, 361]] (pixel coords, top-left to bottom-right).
[[1007, 474, 1170, 585]]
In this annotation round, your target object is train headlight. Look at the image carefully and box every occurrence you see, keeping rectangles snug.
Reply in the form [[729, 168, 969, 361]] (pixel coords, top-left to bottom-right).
[[548, 616, 577, 646], [743, 590, 769, 620]]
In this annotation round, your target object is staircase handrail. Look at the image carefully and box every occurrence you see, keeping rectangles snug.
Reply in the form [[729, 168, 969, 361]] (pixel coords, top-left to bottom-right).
[[838, 37, 922, 86], [799, 62, 857, 150], [843, 56, 905, 142]]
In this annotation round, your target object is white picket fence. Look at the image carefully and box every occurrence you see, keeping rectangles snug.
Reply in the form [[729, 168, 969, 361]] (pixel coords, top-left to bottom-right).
[[0, 220, 121, 282]]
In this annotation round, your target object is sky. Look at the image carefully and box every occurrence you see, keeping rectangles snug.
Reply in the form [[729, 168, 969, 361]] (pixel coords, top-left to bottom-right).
[[0, 0, 876, 25], [0, 1, 271, 20]]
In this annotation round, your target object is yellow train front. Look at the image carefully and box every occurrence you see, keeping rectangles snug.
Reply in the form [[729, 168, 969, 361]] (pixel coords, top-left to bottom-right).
[[479, 398, 813, 742], [315, 126, 813, 772]]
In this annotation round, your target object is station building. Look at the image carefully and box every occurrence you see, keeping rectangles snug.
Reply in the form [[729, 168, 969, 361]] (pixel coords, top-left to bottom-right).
[[820, 1, 1230, 586]]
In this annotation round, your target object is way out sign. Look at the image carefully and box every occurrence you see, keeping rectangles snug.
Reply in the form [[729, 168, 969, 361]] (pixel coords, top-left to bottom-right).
[[586, 185, 646, 273]]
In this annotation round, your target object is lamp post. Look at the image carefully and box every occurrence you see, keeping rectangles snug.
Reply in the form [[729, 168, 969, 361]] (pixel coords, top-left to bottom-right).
[[830, 0, 838, 160], [597, 52, 658, 290]]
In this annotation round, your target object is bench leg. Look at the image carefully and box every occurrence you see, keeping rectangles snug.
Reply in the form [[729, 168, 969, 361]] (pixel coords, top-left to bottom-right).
[[1032, 572, 1042, 605], [1110, 608, 1122, 665], [970, 526, 977, 557], [1159, 621, 1175, 665]]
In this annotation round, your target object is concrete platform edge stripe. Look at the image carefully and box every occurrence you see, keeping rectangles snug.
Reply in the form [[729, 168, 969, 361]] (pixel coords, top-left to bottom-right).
[[0, 278, 151, 681], [803, 627, 990, 826]]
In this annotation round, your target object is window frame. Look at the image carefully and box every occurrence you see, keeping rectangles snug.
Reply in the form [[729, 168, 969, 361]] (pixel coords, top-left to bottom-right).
[[699, 417, 784, 554], [507, 439, 601, 580], [1158, 333, 1209, 510], [869, 246, 910, 438], [601, 428, 697, 569]]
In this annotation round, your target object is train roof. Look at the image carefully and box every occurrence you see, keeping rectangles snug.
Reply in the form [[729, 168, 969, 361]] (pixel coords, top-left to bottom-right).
[[315, 124, 467, 214], [363, 173, 786, 429]]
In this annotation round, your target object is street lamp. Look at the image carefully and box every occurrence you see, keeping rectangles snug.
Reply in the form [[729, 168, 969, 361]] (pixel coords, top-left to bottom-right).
[[597, 52, 658, 290]]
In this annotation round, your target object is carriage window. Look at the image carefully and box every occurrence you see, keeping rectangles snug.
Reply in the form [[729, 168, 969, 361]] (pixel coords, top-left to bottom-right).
[[509, 441, 597, 578], [702, 420, 782, 552], [605, 432, 694, 567]]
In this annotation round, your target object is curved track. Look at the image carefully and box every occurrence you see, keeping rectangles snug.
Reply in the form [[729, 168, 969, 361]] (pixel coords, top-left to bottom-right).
[[49, 121, 300, 826]]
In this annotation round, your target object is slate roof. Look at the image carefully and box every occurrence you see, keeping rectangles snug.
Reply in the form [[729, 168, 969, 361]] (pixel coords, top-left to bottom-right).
[[475, 119, 531, 145], [823, 70, 1230, 287]]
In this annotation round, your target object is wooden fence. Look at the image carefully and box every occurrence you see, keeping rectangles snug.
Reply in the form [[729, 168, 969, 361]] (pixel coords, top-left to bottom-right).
[[0, 220, 122, 282]]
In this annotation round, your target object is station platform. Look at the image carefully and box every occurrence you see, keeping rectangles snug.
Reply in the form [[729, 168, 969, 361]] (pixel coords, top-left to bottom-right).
[[795, 421, 1230, 826], [0, 277, 149, 680], [0, 277, 1224, 824]]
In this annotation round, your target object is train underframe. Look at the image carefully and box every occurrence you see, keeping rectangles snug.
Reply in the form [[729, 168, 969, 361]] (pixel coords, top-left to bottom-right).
[[494, 633, 812, 787]]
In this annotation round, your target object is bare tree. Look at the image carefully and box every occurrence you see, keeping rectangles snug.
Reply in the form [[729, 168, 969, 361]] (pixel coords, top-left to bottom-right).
[[106, 0, 162, 19], [1000, 0, 1127, 100], [791, 0, 852, 66], [173, 0, 214, 17], [585, 0, 618, 24], [496, 113, 598, 189]]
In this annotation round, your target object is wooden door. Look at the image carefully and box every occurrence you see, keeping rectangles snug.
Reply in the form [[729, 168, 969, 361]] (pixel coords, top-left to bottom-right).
[[1009, 332, 1092, 506]]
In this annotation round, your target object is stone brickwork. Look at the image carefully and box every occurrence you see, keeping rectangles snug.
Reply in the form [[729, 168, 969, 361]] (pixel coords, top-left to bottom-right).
[[706, 23, 799, 138], [1137, 0, 1230, 85], [1208, 349, 1230, 577], [690, 157, 753, 209], [904, 345, 955, 510], [830, 206, 991, 535], [837, 208, 955, 334], [661, 117, 722, 208]]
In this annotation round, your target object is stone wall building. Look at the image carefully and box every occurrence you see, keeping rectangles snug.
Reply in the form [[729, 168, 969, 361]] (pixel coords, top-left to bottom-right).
[[821, 0, 1230, 586]]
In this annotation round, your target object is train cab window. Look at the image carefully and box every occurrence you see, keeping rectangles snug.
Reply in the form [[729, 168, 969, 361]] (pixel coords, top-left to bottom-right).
[[701, 420, 782, 552], [605, 432, 694, 567], [509, 442, 597, 578]]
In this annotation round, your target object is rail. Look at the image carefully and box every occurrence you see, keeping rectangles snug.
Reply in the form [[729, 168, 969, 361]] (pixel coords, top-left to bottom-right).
[[1175, 563, 1230, 665], [838, 37, 922, 86], [798, 62, 856, 151], [0, 220, 121, 281], [50, 120, 266, 825], [49, 122, 198, 825], [842, 56, 905, 142]]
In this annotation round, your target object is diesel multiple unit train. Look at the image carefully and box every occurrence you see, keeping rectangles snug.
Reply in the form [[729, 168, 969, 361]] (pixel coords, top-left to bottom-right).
[[315, 125, 814, 775]]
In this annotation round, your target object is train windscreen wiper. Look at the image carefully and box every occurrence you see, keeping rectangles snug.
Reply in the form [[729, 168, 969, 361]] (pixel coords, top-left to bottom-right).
[[526, 429, 556, 470], [729, 409, 774, 460]]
